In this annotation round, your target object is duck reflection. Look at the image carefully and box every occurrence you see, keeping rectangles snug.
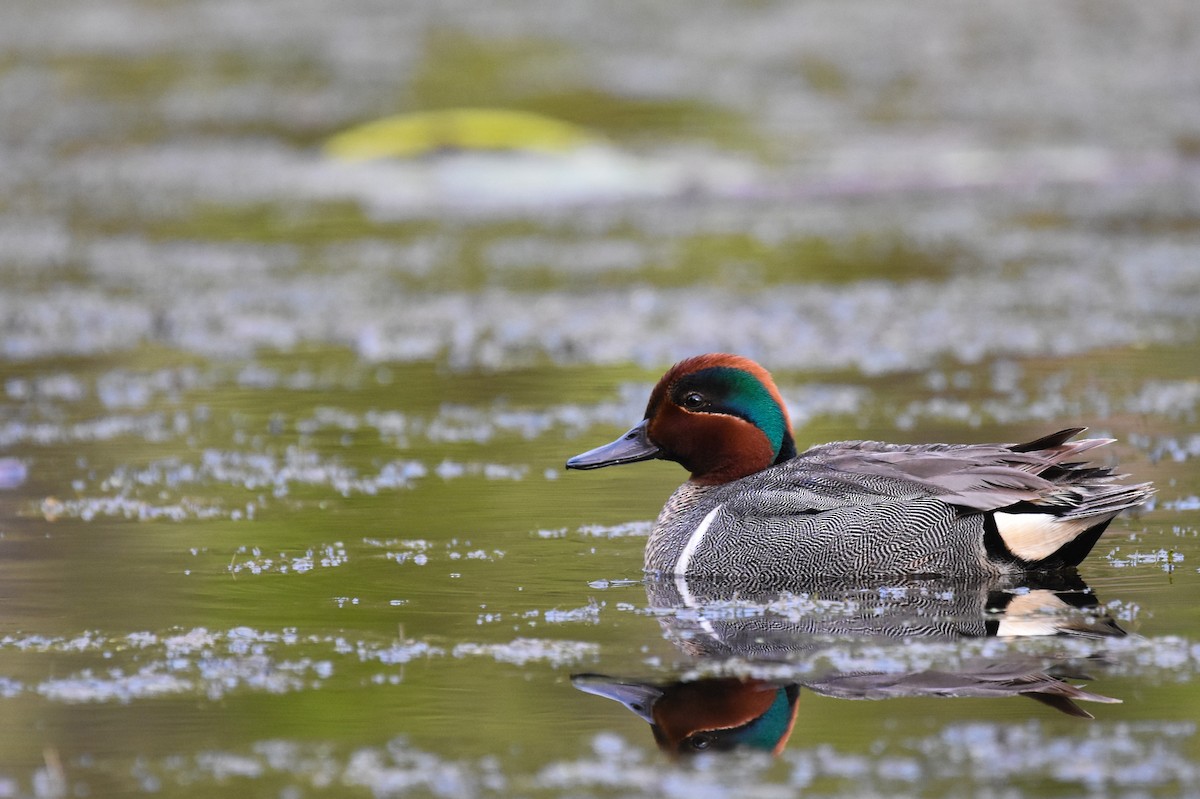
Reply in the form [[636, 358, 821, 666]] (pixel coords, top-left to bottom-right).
[[574, 571, 1123, 756]]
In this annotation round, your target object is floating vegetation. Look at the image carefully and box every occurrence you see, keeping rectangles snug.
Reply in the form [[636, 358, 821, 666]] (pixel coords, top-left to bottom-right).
[[1105, 549, 1186, 570], [29, 450, 543, 520], [40, 494, 230, 522], [450, 638, 600, 667], [0, 626, 606, 705], [577, 521, 652, 539], [228, 543, 350, 575], [362, 537, 506, 567]]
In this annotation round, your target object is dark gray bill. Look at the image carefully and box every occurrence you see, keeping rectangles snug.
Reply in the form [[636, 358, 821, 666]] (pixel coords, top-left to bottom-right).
[[565, 419, 660, 469], [571, 674, 662, 723]]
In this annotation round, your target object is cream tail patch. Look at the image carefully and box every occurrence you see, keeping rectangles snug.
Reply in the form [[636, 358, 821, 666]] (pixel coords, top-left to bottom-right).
[[993, 511, 1106, 562]]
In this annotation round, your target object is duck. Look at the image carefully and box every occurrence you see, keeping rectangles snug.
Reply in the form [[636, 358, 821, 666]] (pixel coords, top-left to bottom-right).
[[565, 353, 1154, 580]]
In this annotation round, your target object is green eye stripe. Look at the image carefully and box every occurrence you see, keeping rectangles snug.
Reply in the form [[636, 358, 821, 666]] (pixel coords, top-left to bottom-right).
[[680, 366, 787, 458]]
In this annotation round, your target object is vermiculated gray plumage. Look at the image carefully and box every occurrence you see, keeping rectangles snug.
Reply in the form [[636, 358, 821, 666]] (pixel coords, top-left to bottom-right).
[[645, 428, 1154, 579]]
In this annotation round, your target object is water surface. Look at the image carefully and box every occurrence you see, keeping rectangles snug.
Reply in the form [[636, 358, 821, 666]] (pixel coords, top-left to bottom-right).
[[1, 1, 1199, 796]]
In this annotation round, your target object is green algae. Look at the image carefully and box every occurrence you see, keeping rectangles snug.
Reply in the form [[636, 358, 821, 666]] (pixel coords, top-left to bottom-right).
[[406, 31, 758, 151], [51, 53, 194, 101], [522, 88, 754, 149], [797, 56, 850, 95], [665, 231, 963, 286], [405, 31, 573, 112], [131, 202, 435, 246], [125, 203, 962, 292]]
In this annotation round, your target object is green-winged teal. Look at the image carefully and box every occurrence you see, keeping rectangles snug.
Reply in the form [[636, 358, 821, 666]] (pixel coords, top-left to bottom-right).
[[566, 353, 1154, 579]]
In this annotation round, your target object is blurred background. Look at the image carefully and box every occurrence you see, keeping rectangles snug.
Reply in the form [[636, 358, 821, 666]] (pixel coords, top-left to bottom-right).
[[1, 1, 1198, 796]]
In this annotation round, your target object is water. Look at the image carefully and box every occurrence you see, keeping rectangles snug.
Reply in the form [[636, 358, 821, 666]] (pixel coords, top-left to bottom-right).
[[2, 1, 1200, 796]]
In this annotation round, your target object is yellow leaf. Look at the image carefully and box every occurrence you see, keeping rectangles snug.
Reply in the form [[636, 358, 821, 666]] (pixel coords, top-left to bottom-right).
[[324, 108, 600, 161]]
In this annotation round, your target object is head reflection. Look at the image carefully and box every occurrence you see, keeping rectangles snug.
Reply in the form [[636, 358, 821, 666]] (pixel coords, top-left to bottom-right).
[[575, 675, 799, 756]]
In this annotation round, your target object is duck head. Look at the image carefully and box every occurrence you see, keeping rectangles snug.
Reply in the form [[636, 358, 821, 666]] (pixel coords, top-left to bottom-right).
[[566, 354, 797, 485]]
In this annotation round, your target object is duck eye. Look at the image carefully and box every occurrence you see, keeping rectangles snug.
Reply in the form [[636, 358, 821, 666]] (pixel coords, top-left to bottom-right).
[[681, 392, 706, 410], [686, 734, 712, 751]]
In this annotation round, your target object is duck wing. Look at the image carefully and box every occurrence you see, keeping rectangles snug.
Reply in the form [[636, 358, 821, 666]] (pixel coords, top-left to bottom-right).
[[805, 658, 1121, 718], [730, 428, 1152, 517], [711, 429, 1152, 568]]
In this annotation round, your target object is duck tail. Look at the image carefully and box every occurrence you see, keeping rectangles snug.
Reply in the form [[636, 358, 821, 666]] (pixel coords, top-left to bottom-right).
[[1022, 682, 1122, 719], [987, 430, 1155, 568]]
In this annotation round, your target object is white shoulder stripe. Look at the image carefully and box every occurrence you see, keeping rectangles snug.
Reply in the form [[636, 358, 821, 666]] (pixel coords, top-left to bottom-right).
[[673, 504, 724, 627], [675, 504, 722, 577]]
